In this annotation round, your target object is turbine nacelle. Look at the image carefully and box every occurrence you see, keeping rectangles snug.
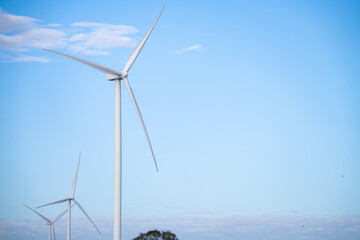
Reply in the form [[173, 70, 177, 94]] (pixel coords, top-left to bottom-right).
[[107, 71, 127, 81]]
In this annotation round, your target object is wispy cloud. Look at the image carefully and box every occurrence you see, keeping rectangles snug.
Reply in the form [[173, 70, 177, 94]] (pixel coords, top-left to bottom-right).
[[0, 8, 65, 56], [71, 22, 137, 35], [0, 8, 37, 33], [68, 22, 137, 55], [0, 52, 49, 62], [45, 23, 62, 28], [172, 44, 203, 54], [0, 28, 66, 52], [0, 8, 140, 61], [11, 55, 50, 62]]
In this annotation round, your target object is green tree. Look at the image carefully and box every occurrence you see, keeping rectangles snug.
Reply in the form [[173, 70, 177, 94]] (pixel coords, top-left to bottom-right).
[[133, 230, 178, 240], [161, 231, 178, 240]]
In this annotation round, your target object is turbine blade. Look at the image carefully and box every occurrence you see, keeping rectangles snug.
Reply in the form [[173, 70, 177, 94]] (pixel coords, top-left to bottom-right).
[[36, 198, 69, 209], [72, 152, 81, 197], [73, 199, 101, 236], [53, 225, 56, 240], [123, 5, 165, 72], [24, 204, 51, 223], [43, 49, 123, 76], [53, 204, 74, 223], [123, 77, 159, 172]]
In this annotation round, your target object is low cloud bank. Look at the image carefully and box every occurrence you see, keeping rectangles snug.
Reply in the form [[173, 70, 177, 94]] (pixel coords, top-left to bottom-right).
[[1, 215, 359, 240]]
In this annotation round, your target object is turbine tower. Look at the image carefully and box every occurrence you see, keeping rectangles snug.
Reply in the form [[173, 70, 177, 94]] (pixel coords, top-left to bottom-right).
[[24, 204, 71, 240], [37, 152, 101, 240], [43, 6, 164, 240]]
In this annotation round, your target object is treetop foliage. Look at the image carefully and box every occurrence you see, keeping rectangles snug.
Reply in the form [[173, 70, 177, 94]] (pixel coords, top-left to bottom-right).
[[133, 229, 178, 240]]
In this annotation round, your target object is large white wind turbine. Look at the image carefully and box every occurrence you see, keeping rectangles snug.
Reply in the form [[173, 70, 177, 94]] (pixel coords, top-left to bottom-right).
[[24, 204, 71, 240], [43, 6, 164, 240], [37, 152, 101, 240]]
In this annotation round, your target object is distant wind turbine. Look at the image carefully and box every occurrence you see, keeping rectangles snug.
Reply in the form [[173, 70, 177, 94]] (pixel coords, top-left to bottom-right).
[[37, 152, 101, 240], [43, 5, 165, 240], [24, 204, 72, 240]]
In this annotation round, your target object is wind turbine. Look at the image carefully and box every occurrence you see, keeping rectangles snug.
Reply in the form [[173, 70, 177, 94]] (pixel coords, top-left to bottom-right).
[[37, 152, 101, 240], [24, 204, 72, 240], [43, 6, 164, 240]]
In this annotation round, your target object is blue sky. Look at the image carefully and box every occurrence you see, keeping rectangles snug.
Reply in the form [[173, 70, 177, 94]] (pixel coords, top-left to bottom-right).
[[1, 0, 360, 239]]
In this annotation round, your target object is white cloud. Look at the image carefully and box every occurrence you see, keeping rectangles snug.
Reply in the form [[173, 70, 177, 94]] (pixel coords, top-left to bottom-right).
[[45, 24, 62, 28], [69, 33, 88, 42], [0, 8, 37, 33], [68, 22, 138, 55], [0, 28, 66, 51], [0, 8, 140, 61], [0, 51, 49, 63], [172, 44, 203, 54], [0, 9, 66, 53], [69, 29, 135, 52], [72, 22, 137, 35], [67, 44, 110, 56], [11, 55, 50, 62]]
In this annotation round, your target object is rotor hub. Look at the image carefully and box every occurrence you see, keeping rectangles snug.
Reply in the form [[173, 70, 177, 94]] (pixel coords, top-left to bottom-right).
[[107, 71, 128, 81], [122, 71, 128, 78], [107, 74, 121, 81]]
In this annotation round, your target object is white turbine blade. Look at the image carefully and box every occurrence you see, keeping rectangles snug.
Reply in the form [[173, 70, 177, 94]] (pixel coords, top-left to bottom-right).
[[72, 152, 81, 197], [24, 204, 51, 223], [53, 225, 56, 240], [123, 77, 159, 172], [123, 5, 165, 72], [53, 204, 74, 223], [37, 198, 69, 209], [43, 49, 123, 76], [73, 199, 102, 236]]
